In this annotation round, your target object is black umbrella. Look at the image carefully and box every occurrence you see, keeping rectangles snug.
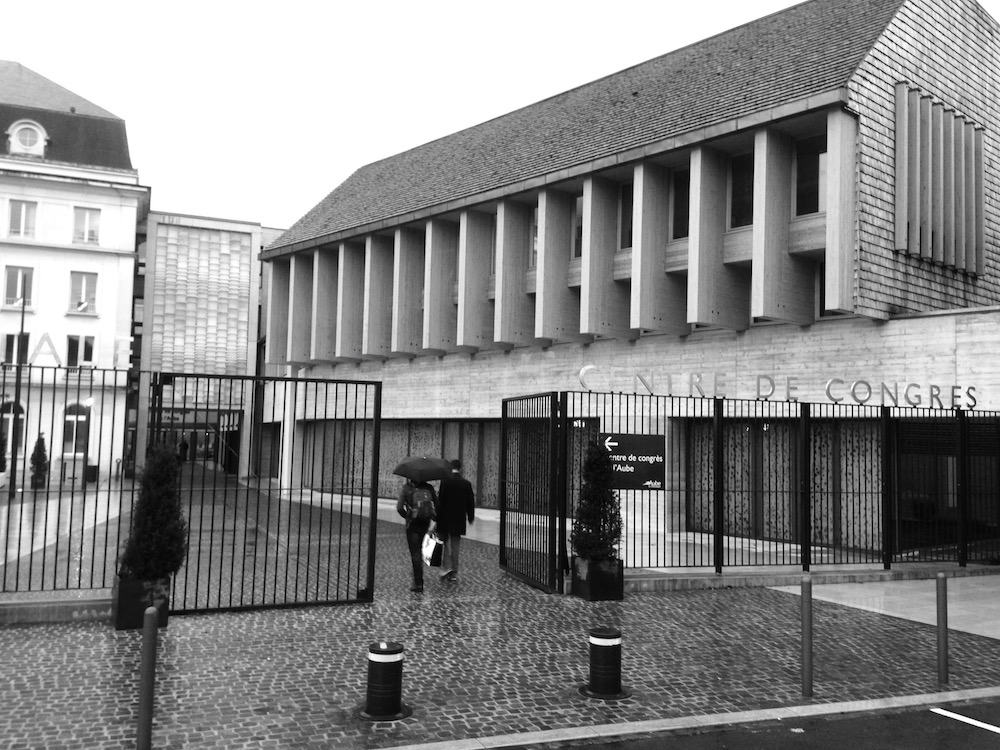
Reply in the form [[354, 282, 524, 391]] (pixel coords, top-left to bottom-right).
[[392, 456, 453, 483]]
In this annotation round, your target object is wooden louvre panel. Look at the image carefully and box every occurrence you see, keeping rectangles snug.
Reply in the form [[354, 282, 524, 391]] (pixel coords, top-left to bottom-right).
[[894, 83, 985, 274]]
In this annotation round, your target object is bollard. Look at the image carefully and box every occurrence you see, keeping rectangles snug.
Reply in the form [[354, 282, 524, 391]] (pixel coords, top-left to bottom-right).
[[801, 575, 813, 698], [359, 641, 411, 720], [580, 626, 631, 700], [937, 572, 949, 684], [137, 606, 159, 750]]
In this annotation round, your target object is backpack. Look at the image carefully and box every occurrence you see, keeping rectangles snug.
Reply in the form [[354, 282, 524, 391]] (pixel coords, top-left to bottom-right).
[[409, 486, 436, 521]]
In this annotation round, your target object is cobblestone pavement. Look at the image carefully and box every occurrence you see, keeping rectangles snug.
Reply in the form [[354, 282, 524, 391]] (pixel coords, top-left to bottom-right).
[[5, 518, 1000, 749]]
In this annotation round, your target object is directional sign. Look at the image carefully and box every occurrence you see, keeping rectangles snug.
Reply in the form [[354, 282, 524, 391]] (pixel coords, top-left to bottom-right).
[[598, 433, 665, 491]]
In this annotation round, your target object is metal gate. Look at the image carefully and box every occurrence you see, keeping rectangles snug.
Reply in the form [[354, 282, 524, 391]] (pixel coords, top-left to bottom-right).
[[500, 391, 1000, 593], [499, 393, 565, 593], [1, 366, 382, 614]]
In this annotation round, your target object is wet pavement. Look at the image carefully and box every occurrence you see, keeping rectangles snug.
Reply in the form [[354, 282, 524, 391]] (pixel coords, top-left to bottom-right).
[[4, 507, 1000, 749]]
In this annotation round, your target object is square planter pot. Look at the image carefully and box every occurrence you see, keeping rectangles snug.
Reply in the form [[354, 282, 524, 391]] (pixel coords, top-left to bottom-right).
[[571, 557, 624, 601], [111, 576, 171, 630]]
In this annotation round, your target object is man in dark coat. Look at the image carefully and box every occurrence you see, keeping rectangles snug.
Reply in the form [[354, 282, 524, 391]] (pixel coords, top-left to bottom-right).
[[436, 459, 475, 582]]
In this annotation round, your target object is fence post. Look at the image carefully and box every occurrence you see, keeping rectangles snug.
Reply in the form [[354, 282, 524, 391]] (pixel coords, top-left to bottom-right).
[[801, 575, 813, 697], [880, 406, 894, 570], [556, 391, 570, 588], [136, 606, 158, 750], [799, 403, 811, 572], [713, 398, 724, 575], [956, 409, 969, 568], [937, 573, 949, 684]]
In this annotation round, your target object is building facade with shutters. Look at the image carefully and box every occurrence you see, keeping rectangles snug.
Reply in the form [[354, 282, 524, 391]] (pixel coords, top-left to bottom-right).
[[261, 0, 1000, 503], [0, 62, 149, 489]]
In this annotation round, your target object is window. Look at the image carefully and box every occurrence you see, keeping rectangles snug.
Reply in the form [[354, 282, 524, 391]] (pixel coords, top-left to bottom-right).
[[7, 120, 46, 157], [70, 271, 97, 313], [489, 223, 497, 273], [0, 401, 25, 459], [8, 200, 36, 238], [529, 206, 538, 268], [2, 333, 29, 364], [795, 135, 827, 216], [618, 183, 633, 250], [572, 195, 584, 258], [730, 153, 754, 228], [63, 404, 90, 455], [73, 207, 100, 245], [4, 266, 32, 307], [672, 169, 690, 240], [67, 335, 95, 368]]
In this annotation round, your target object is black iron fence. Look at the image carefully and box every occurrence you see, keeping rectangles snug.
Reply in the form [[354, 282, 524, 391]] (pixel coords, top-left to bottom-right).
[[1, 366, 382, 613], [501, 391, 1000, 592]]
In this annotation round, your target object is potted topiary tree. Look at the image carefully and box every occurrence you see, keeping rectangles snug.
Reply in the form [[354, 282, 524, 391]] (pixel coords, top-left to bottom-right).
[[29, 434, 48, 489], [112, 442, 188, 630], [570, 440, 624, 601]]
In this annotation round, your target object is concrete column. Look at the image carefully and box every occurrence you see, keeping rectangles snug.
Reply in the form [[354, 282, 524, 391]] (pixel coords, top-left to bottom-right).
[[631, 162, 687, 333], [825, 108, 858, 314], [581, 176, 631, 338], [391, 227, 423, 356], [362, 234, 393, 360], [311, 248, 338, 363], [336, 241, 364, 361], [457, 210, 494, 349], [688, 146, 749, 330], [494, 200, 534, 346], [535, 189, 585, 341], [288, 252, 314, 365], [751, 128, 813, 325], [423, 219, 458, 354], [266, 258, 289, 365]]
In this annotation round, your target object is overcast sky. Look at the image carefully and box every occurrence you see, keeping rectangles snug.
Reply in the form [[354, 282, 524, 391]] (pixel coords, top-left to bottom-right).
[[6, 0, 1000, 231]]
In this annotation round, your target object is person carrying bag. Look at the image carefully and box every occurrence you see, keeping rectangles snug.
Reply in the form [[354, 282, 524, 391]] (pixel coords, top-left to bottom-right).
[[397, 479, 438, 592]]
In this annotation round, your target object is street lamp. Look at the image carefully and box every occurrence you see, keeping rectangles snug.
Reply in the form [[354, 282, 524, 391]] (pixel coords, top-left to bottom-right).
[[7, 295, 26, 502]]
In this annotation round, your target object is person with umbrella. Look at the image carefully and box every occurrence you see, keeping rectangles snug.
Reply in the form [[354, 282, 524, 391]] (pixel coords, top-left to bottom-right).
[[393, 457, 450, 592]]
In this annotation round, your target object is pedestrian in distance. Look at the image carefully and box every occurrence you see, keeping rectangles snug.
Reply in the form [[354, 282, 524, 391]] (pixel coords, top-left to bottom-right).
[[436, 459, 475, 582], [396, 477, 438, 592]]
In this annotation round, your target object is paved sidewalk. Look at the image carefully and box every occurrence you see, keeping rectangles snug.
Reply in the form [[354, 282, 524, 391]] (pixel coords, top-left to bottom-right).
[[4, 508, 1000, 749]]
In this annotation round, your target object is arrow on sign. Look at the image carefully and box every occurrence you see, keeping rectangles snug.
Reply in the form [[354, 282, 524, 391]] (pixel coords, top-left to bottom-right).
[[604, 435, 618, 451]]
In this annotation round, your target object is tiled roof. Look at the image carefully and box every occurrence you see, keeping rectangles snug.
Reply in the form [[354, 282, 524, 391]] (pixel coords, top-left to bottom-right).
[[269, 0, 905, 254], [0, 61, 118, 119], [0, 61, 133, 171]]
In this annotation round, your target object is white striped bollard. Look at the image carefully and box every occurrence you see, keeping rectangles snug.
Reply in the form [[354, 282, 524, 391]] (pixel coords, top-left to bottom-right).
[[580, 626, 631, 700], [359, 641, 412, 720]]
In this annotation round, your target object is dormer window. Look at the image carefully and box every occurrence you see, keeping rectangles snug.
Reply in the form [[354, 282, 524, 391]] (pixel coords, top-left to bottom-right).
[[7, 120, 47, 158]]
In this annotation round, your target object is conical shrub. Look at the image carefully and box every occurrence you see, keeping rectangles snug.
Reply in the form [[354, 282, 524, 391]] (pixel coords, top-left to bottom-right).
[[119, 443, 188, 579], [569, 440, 622, 561]]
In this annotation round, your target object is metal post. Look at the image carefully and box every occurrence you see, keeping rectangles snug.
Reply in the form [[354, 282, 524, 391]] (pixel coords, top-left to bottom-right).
[[937, 572, 949, 684], [713, 398, 725, 575], [799, 403, 811, 572], [581, 626, 630, 699], [7, 296, 26, 502], [137, 606, 159, 750], [360, 641, 410, 720], [801, 575, 813, 697]]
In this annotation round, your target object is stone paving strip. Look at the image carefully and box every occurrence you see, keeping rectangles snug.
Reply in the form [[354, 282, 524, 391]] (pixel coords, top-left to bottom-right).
[[4, 524, 1000, 749]]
